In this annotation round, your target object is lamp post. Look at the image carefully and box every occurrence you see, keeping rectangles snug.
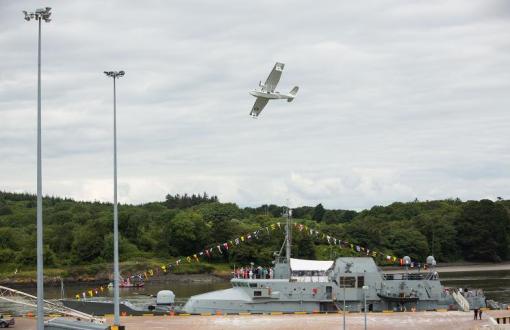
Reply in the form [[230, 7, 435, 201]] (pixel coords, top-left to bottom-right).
[[363, 285, 369, 330], [104, 70, 125, 327], [22, 8, 52, 330], [337, 259, 353, 330], [341, 278, 346, 330]]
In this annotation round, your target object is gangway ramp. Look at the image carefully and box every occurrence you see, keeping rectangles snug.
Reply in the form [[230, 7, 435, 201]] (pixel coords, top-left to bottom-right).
[[0, 285, 104, 323], [452, 290, 470, 312]]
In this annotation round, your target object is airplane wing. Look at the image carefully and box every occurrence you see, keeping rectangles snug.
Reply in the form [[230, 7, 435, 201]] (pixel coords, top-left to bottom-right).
[[250, 97, 269, 117], [263, 62, 284, 92]]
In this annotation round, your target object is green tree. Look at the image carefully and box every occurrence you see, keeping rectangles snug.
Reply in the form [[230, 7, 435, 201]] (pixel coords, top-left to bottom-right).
[[161, 211, 210, 256], [382, 223, 429, 261], [48, 222, 75, 257], [72, 222, 106, 263], [312, 204, 325, 222], [102, 233, 142, 261], [294, 235, 316, 259], [413, 212, 459, 261], [456, 200, 510, 261], [199, 203, 243, 244]]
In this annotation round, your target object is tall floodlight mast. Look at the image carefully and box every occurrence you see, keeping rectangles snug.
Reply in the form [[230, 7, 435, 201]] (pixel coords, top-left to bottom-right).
[[104, 70, 125, 327], [22, 7, 52, 330]]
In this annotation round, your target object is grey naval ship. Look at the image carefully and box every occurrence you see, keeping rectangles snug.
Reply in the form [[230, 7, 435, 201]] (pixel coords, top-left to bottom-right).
[[183, 211, 486, 314]]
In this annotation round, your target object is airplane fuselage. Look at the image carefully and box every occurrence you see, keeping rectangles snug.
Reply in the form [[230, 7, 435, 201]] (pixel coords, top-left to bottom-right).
[[250, 90, 294, 100]]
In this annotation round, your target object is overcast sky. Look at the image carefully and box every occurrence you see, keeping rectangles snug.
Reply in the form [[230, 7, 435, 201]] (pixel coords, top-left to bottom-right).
[[1, 1, 510, 210]]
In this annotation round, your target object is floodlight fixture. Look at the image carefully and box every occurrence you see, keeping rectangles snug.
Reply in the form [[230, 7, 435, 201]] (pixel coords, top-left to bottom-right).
[[22, 7, 52, 22], [104, 70, 125, 79]]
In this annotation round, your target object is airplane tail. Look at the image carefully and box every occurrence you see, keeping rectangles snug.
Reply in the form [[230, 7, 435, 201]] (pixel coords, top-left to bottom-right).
[[287, 86, 299, 102]]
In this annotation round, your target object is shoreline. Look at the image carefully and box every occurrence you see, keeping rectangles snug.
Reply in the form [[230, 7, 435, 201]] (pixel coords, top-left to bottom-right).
[[0, 272, 229, 286]]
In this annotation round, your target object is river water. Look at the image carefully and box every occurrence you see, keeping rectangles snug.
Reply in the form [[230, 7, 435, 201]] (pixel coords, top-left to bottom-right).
[[1, 270, 509, 314]]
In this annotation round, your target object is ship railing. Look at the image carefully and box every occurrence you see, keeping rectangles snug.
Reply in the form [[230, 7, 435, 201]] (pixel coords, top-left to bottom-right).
[[291, 275, 330, 283], [382, 272, 438, 280]]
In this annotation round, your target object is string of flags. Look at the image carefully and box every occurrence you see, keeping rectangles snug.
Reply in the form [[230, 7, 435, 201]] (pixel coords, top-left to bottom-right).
[[291, 222, 414, 265], [75, 221, 412, 300]]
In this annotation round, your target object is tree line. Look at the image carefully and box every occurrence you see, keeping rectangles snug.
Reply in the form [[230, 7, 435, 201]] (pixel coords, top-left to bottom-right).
[[0, 191, 508, 274]]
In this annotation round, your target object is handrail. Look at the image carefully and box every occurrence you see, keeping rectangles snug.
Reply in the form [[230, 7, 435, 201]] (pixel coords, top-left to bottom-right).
[[0, 285, 104, 323]]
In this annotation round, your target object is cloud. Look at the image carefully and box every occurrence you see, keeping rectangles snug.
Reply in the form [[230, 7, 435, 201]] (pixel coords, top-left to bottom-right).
[[1, 0, 510, 210]]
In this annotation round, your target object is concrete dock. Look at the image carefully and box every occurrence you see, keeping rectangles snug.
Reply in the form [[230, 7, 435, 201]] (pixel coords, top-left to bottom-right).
[[12, 311, 508, 329]]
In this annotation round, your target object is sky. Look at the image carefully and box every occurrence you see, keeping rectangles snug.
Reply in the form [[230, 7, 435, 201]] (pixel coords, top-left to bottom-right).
[[1, 0, 510, 210]]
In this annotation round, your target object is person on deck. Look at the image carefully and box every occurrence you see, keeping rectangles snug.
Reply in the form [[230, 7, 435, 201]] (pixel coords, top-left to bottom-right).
[[479, 309, 483, 320], [474, 309, 478, 320]]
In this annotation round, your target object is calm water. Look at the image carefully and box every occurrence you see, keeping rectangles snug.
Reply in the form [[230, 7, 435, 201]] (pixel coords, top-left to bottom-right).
[[440, 270, 510, 303], [1, 270, 509, 314]]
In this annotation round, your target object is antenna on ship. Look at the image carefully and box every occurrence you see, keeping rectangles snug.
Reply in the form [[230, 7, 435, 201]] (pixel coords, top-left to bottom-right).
[[285, 199, 292, 265]]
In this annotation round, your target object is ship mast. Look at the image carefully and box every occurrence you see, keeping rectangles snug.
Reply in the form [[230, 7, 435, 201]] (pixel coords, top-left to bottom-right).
[[285, 205, 292, 264]]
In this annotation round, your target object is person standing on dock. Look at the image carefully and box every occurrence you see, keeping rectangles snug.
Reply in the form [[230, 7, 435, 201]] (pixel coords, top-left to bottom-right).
[[474, 308, 478, 320], [479, 309, 483, 320]]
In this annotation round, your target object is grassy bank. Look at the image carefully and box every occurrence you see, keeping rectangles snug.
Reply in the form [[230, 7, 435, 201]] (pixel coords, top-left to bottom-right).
[[0, 259, 233, 284]]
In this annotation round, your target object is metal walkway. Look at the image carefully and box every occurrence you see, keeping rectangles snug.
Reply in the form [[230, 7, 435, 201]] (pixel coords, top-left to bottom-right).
[[0, 285, 105, 323]]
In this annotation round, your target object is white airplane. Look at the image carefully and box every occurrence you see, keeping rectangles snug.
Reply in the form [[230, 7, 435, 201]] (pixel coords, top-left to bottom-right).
[[249, 62, 299, 118]]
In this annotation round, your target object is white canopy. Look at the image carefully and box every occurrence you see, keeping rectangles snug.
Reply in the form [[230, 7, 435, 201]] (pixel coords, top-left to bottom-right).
[[290, 258, 334, 272]]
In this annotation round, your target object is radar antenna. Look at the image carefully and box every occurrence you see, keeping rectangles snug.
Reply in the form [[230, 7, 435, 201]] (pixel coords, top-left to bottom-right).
[[285, 203, 292, 264]]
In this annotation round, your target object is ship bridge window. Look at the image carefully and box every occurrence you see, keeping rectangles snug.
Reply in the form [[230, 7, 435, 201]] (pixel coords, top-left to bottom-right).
[[357, 276, 365, 288], [340, 277, 356, 288], [249, 283, 257, 288], [254, 291, 262, 297]]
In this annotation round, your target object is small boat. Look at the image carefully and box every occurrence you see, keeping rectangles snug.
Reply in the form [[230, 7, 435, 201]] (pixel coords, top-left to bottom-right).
[[108, 276, 144, 288], [120, 280, 144, 288]]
